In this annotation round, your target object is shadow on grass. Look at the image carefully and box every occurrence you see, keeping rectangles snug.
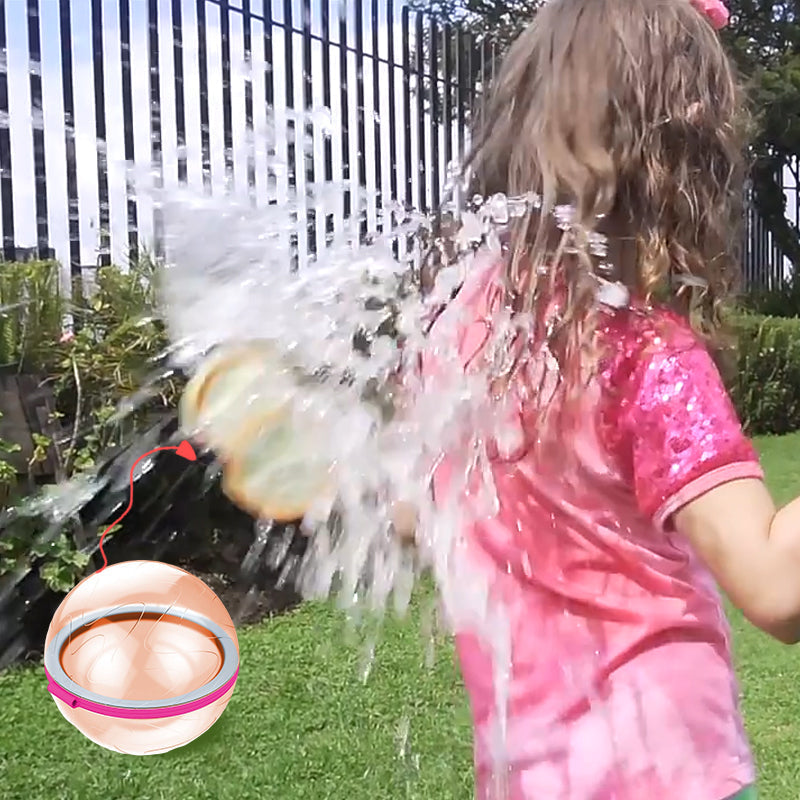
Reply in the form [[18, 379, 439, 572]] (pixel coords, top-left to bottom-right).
[[159, 712, 234, 760]]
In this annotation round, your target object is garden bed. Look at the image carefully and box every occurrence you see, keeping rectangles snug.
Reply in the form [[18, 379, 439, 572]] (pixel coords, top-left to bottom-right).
[[187, 570, 303, 626], [0, 411, 309, 669]]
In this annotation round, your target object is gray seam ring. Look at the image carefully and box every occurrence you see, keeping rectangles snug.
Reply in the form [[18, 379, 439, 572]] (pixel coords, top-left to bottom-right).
[[44, 604, 239, 710]]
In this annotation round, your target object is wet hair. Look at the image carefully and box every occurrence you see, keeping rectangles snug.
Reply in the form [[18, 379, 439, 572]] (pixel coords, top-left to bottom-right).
[[462, 0, 749, 420]]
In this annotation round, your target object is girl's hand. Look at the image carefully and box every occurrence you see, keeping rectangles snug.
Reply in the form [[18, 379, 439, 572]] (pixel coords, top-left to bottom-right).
[[390, 501, 418, 545]]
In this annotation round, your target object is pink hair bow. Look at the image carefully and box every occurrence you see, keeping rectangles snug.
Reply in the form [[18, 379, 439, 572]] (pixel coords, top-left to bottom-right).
[[690, 0, 730, 29]]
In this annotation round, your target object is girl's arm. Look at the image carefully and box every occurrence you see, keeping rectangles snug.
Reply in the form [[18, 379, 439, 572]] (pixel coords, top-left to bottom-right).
[[675, 480, 800, 644], [617, 323, 800, 643]]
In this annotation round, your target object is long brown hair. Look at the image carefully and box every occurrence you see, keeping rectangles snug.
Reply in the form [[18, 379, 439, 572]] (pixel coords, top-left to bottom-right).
[[463, 0, 749, 422]]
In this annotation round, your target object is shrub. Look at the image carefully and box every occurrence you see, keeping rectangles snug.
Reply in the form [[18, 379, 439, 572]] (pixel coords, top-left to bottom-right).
[[739, 279, 800, 319], [729, 312, 800, 435], [0, 255, 182, 592], [0, 259, 64, 369]]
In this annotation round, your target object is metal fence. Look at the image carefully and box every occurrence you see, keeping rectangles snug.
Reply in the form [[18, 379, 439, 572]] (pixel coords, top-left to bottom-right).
[[0, 0, 795, 291], [0, 0, 498, 287], [743, 166, 799, 292]]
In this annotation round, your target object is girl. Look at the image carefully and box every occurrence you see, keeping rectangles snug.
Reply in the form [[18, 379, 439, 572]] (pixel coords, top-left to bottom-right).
[[398, 0, 787, 797]]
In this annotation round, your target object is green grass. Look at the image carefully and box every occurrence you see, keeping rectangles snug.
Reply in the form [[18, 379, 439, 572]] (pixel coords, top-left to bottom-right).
[[2, 434, 800, 799], [0, 597, 472, 800], [729, 432, 800, 800]]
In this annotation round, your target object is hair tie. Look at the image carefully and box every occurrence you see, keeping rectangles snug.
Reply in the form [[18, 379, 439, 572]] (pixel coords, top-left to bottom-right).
[[689, 0, 730, 29]]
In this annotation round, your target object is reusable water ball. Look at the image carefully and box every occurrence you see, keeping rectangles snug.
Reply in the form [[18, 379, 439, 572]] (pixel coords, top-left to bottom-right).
[[44, 561, 239, 755], [181, 341, 333, 521], [180, 340, 296, 457], [222, 409, 333, 521]]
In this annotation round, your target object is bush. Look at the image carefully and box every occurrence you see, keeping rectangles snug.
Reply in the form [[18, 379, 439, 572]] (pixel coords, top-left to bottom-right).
[[0, 259, 64, 369], [739, 279, 800, 319], [0, 255, 182, 593], [729, 312, 800, 435]]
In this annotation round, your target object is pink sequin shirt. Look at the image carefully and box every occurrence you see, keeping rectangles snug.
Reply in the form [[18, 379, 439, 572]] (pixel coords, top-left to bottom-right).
[[424, 261, 761, 799]]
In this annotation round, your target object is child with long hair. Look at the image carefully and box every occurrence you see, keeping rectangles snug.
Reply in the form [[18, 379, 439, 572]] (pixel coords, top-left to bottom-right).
[[396, 0, 782, 796]]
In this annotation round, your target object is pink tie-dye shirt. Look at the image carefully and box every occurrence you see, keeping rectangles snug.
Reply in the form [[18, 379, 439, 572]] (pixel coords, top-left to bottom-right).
[[425, 261, 760, 799]]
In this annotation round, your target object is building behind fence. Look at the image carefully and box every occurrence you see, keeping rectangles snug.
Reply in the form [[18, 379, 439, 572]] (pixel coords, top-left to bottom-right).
[[0, 0, 794, 291]]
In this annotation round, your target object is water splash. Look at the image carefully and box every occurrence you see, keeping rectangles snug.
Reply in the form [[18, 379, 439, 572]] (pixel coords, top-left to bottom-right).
[[155, 171, 534, 769], [3, 107, 622, 790]]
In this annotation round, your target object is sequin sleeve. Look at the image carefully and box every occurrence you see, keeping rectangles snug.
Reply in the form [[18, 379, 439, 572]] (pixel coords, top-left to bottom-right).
[[627, 339, 763, 530]]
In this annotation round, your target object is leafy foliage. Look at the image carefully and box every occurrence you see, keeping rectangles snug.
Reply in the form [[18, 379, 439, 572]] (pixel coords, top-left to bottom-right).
[[0, 259, 64, 369], [740, 275, 800, 317], [0, 256, 181, 592], [729, 312, 800, 434]]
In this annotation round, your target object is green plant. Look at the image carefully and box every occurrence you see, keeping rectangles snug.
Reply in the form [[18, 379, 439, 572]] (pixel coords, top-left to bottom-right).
[[0, 411, 21, 493], [0, 260, 64, 369], [729, 312, 800, 435], [0, 254, 184, 593], [53, 254, 183, 472], [0, 527, 91, 593], [739, 277, 800, 319]]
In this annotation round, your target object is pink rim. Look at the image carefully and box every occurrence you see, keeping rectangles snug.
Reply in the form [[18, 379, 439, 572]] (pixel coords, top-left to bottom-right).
[[45, 666, 239, 720]]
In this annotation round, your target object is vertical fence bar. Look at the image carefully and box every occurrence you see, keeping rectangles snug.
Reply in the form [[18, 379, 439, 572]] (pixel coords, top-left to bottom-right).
[[262, 0, 274, 211], [794, 162, 800, 289], [220, 0, 234, 187], [747, 208, 756, 289], [262, 0, 274, 207], [27, 0, 49, 258], [263, 0, 274, 110], [148, 0, 164, 257], [386, 0, 400, 259], [197, 0, 212, 191], [370, 0, 382, 232], [751, 211, 758, 289], [339, 4, 351, 221], [172, 0, 187, 183], [474, 35, 490, 196], [386, 0, 397, 206], [58, 0, 80, 278], [442, 24, 453, 175], [282, 0, 298, 266], [354, 0, 367, 237], [91, 0, 111, 266], [415, 11, 427, 212], [242, 0, 255, 199], [457, 28, 469, 164], [777, 166, 786, 287], [284, 0, 295, 187], [401, 7, 412, 210], [301, 0, 315, 255], [119, 0, 138, 259], [478, 36, 487, 140], [429, 16, 440, 211], [0, 0, 13, 260], [321, 0, 334, 239]]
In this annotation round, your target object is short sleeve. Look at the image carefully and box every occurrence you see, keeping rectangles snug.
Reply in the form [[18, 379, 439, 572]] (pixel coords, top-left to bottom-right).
[[626, 340, 763, 530]]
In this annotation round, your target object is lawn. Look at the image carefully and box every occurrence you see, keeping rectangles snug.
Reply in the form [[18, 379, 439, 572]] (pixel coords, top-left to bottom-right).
[[1, 433, 800, 799]]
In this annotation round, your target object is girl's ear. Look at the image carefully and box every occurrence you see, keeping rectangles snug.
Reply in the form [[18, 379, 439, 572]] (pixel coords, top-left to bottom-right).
[[686, 101, 703, 122]]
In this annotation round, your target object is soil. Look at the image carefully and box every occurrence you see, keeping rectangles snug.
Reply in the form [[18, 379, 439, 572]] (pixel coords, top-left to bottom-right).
[[181, 569, 304, 627]]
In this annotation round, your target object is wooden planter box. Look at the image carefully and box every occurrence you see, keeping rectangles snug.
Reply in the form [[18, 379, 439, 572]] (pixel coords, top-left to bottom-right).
[[0, 366, 60, 483]]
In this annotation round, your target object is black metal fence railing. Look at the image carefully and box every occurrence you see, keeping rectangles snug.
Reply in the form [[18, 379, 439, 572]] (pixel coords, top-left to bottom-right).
[[0, 1, 794, 290], [742, 165, 799, 293]]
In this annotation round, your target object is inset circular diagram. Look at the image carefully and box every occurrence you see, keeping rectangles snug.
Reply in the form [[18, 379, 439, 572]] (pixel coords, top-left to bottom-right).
[[44, 561, 239, 755]]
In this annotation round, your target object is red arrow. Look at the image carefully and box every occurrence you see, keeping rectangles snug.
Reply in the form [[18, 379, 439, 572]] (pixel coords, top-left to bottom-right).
[[96, 441, 197, 572]]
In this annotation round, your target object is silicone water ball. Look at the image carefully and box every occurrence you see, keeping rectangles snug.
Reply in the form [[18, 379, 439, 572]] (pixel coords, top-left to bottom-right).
[[44, 561, 239, 755], [180, 341, 332, 521]]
